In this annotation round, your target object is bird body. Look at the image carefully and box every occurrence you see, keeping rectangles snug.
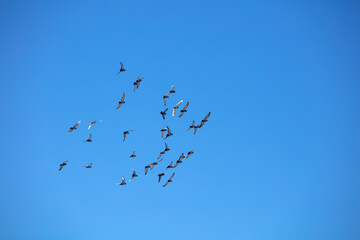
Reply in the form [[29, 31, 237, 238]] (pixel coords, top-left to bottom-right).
[[116, 62, 126, 75], [83, 163, 92, 168], [123, 130, 134, 141], [178, 102, 189, 117], [129, 169, 138, 181], [84, 134, 92, 142], [158, 173, 165, 182], [165, 161, 173, 170], [186, 150, 194, 159], [172, 100, 183, 116], [116, 93, 125, 109], [164, 126, 173, 140], [130, 151, 136, 158], [119, 176, 126, 185], [160, 108, 168, 120], [59, 161, 68, 171], [163, 172, 175, 187]]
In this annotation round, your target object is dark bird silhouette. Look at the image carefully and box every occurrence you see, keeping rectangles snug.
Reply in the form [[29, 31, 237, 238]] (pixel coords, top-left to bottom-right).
[[118, 176, 126, 185], [173, 160, 182, 168], [163, 172, 175, 187], [116, 93, 125, 109], [178, 101, 189, 117], [150, 159, 163, 170], [168, 85, 176, 94], [83, 163, 92, 168], [123, 130, 133, 141], [200, 112, 211, 126], [158, 173, 166, 182], [164, 126, 173, 140], [179, 153, 185, 160], [165, 161, 174, 170], [133, 76, 143, 92], [160, 108, 168, 120], [186, 150, 194, 159], [163, 95, 169, 106], [84, 134, 92, 142], [172, 100, 183, 116], [67, 121, 81, 133], [158, 150, 165, 160], [129, 169, 138, 181], [59, 161, 68, 171], [160, 128, 167, 138], [88, 120, 101, 129], [116, 62, 126, 75], [130, 151, 136, 158], [158, 143, 170, 159]]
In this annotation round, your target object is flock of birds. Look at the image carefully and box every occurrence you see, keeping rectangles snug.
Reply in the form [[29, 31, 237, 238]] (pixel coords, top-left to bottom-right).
[[60, 62, 211, 188]]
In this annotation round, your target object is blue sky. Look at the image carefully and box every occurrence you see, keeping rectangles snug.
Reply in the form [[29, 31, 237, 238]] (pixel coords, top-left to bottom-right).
[[0, 1, 360, 239]]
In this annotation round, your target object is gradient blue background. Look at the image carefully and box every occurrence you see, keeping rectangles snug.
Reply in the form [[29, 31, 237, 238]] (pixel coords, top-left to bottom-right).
[[1, 1, 360, 239]]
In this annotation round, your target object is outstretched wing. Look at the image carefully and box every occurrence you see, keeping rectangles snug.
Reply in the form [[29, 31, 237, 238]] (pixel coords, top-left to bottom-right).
[[169, 172, 175, 180], [204, 112, 211, 120], [183, 102, 189, 110], [166, 126, 171, 133], [121, 92, 125, 101], [145, 167, 149, 175], [59, 165, 64, 171], [89, 134, 92, 140], [116, 102, 122, 109], [163, 97, 167, 106], [123, 133, 126, 141], [163, 181, 169, 187], [175, 100, 183, 108], [174, 161, 180, 168], [179, 111, 184, 117], [164, 108, 168, 113], [187, 121, 195, 131]]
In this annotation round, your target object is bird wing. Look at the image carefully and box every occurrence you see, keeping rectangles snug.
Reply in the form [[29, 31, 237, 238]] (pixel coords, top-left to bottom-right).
[[121, 93, 125, 101], [88, 163, 92, 167], [133, 84, 137, 92], [122, 176, 125, 183], [123, 133, 126, 141], [172, 107, 176, 116], [163, 97, 167, 106], [59, 165, 64, 171], [89, 134, 92, 140], [158, 175, 162, 182], [156, 159, 163, 164], [133, 169, 136, 174], [120, 62, 124, 68], [204, 112, 211, 120], [175, 100, 183, 108], [88, 122, 93, 129], [194, 127, 198, 135], [116, 103, 122, 109], [63, 161, 68, 164], [169, 172, 175, 180], [158, 152, 163, 159], [171, 85, 175, 91], [163, 181, 169, 187], [133, 151, 136, 155], [145, 167, 149, 175], [164, 108, 168, 113], [166, 126, 171, 133], [165, 143, 168, 149], [150, 164, 155, 170], [174, 161, 179, 168], [178, 111, 184, 117]]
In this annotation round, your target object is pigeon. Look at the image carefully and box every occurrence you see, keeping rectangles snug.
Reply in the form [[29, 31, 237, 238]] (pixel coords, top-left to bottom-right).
[[59, 161, 68, 171], [158, 173, 166, 182], [84, 134, 92, 142], [88, 120, 101, 129], [116, 93, 126, 109], [173, 160, 182, 168], [187, 120, 195, 131], [172, 100, 183, 116], [130, 151, 136, 158], [200, 112, 211, 126], [118, 176, 126, 185], [168, 85, 176, 94], [163, 172, 175, 187], [165, 161, 174, 170], [123, 130, 134, 141], [178, 102, 189, 117], [160, 128, 167, 138], [164, 126, 173, 140], [129, 169, 138, 181], [67, 121, 81, 133], [150, 159, 163, 170], [164, 143, 170, 152], [133, 76, 143, 92], [186, 150, 194, 159], [83, 163, 92, 168], [116, 62, 126, 75], [160, 108, 168, 120]]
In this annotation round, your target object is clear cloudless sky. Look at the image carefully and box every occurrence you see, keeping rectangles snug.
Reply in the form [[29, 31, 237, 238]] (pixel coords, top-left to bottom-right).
[[0, 1, 359, 239]]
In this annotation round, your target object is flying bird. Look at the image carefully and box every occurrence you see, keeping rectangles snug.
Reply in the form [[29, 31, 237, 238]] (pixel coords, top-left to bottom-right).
[[164, 126, 173, 140], [150, 159, 163, 170], [178, 102, 189, 117], [88, 120, 101, 129], [160, 128, 167, 138], [145, 165, 151, 175], [164, 143, 170, 152], [165, 161, 174, 170], [167, 85, 175, 95], [179, 153, 185, 161], [83, 163, 92, 168], [129, 169, 138, 181], [130, 151, 136, 158], [116, 93, 126, 109], [173, 160, 182, 168], [59, 161, 68, 171], [163, 172, 175, 187], [163, 95, 169, 106], [84, 134, 92, 142], [118, 176, 126, 185], [186, 150, 194, 159], [133, 77, 143, 92], [67, 121, 81, 133], [123, 130, 134, 141], [172, 100, 183, 116], [116, 62, 126, 75], [158, 173, 166, 182], [200, 112, 211, 126], [158, 150, 165, 159], [187, 120, 195, 131], [160, 108, 168, 120]]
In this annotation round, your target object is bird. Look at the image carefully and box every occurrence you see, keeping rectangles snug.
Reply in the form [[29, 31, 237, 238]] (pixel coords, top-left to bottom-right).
[[88, 120, 101, 129], [116, 62, 126, 75], [186, 150, 194, 159], [164, 126, 173, 140], [84, 134, 92, 142], [200, 112, 211, 126], [187, 120, 196, 131], [160, 128, 167, 138], [116, 93, 125, 109], [173, 160, 182, 168], [83, 163, 92, 168], [59, 161, 68, 171], [164, 143, 170, 152], [194, 125, 199, 135], [178, 101, 189, 117], [158, 150, 165, 159], [163, 172, 175, 187], [130, 151, 136, 158], [118, 176, 126, 185], [158, 173, 166, 182], [145, 165, 151, 175], [133, 76, 143, 92], [167, 85, 175, 95], [172, 100, 183, 116], [165, 161, 174, 170], [129, 169, 138, 181], [160, 108, 168, 120], [67, 121, 81, 133], [150, 159, 163, 170], [123, 130, 134, 141], [179, 153, 185, 160]]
